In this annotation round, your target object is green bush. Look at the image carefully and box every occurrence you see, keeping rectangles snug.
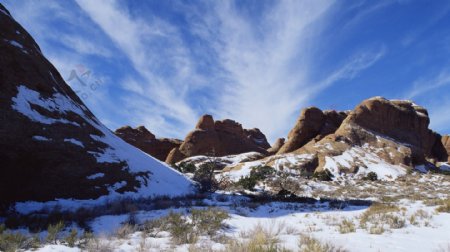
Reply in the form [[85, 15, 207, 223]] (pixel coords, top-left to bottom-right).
[[193, 163, 218, 192], [313, 170, 333, 181], [237, 166, 276, 191], [364, 172, 378, 181], [238, 175, 258, 191], [173, 162, 197, 173], [250, 166, 276, 180]]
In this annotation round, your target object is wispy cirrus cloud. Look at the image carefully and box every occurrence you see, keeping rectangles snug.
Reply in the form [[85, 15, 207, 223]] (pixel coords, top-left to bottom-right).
[[5, 0, 388, 141], [404, 71, 450, 100], [75, 0, 204, 136], [178, 1, 386, 141]]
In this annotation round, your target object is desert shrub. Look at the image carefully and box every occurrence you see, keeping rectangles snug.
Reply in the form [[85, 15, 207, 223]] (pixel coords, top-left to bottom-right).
[[237, 166, 276, 191], [174, 162, 197, 173], [313, 170, 333, 181], [84, 236, 113, 252], [368, 225, 384, 235], [250, 166, 276, 180], [194, 162, 218, 192], [384, 214, 405, 229], [298, 234, 346, 252], [238, 175, 258, 191], [46, 221, 64, 244], [0, 231, 32, 252], [359, 202, 405, 233], [191, 207, 229, 236], [115, 223, 136, 239], [337, 219, 356, 234], [359, 203, 400, 225], [364, 172, 378, 181], [225, 224, 281, 252], [65, 228, 78, 247], [436, 198, 450, 213], [165, 212, 196, 245]]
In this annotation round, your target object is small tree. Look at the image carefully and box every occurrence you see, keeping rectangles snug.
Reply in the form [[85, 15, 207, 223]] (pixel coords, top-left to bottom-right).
[[364, 171, 378, 181], [193, 150, 219, 192]]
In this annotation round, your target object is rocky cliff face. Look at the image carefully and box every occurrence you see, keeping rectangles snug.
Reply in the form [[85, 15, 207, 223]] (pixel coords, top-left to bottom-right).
[[165, 115, 270, 164], [222, 97, 448, 180], [277, 107, 347, 154], [442, 135, 450, 162], [289, 97, 448, 175], [0, 4, 192, 205], [267, 138, 285, 155], [115, 126, 182, 161]]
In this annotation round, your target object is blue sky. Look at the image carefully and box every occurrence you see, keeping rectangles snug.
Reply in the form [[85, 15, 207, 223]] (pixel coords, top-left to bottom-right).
[[3, 0, 450, 143]]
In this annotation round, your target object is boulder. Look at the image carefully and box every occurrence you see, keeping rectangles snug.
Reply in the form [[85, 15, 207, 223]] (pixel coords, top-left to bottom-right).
[[115, 126, 182, 161], [267, 138, 285, 155], [244, 128, 271, 149], [277, 107, 347, 154], [442, 135, 450, 162], [165, 115, 270, 164]]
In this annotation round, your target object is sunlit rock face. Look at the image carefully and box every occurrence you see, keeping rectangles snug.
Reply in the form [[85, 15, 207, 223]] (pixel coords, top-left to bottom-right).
[[165, 114, 270, 164], [223, 97, 448, 181], [115, 126, 182, 161]]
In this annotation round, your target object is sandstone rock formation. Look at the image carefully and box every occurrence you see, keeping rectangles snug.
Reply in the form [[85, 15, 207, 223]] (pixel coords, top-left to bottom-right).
[[267, 138, 285, 155], [442, 135, 450, 162], [115, 126, 182, 161], [165, 115, 270, 164], [277, 107, 347, 154], [225, 97, 448, 180], [0, 4, 192, 205], [290, 97, 448, 174]]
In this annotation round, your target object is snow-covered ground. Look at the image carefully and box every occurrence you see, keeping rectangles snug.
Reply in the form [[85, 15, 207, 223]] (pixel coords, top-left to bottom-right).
[[4, 172, 448, 252], [30, 197, 450, 252]]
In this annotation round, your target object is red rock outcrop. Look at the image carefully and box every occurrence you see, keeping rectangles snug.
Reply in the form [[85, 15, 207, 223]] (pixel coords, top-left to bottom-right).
[[165, 115, 270, 164], [442, 135, 450, 162], [277, 107, 347, 154], [289, 97, 448, 173], [0, 4, 192, 205], [115, 126, 182, 161], [267, 138, 285, 155], [335, 98, 446, 163]]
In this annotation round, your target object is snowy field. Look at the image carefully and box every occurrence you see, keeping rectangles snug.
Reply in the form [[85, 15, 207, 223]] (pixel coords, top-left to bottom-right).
[[1, 171, 449, 252]]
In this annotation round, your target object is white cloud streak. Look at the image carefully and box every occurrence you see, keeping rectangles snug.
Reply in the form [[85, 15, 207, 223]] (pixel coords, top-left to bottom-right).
[[75, 0, 202, 136], [7, 0, 387, 141], [183, 1, 385, 141], [405, 71, 450, 100]]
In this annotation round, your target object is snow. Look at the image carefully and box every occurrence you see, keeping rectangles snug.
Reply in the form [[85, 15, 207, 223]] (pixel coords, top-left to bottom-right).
[[0, 8, 11, 17], [440, 163, 450, 172], [64, 138, 84, 147], [9, 40, 24, 49], [12, 85, 195, 214], [32, 135, 50, 141], [87, 173, 104, 180], [12, 85, 81, 126], [27, 197, 450, 252], [323, 146, 406, 180]]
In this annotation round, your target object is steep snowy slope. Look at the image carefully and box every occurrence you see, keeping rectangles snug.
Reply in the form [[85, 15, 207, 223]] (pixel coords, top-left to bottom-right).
[[0, 3, 194, 207]]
